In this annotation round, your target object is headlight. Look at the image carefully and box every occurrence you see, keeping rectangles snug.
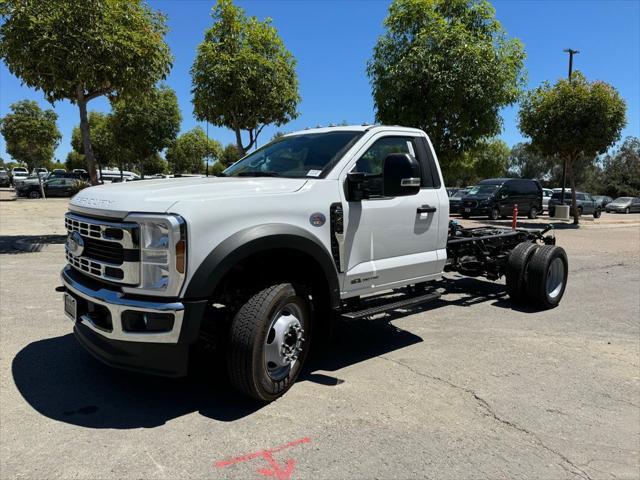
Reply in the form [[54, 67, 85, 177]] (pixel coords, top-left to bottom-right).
[[122, 214, 186, 297]]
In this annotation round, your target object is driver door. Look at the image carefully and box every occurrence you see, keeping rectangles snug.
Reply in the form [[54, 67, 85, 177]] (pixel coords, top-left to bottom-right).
[[340, 133, 447, 297]]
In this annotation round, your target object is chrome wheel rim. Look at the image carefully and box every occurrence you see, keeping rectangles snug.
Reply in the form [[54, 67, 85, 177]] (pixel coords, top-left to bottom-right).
[[546, 257, 565, 299], [264, 303, 305, 381]]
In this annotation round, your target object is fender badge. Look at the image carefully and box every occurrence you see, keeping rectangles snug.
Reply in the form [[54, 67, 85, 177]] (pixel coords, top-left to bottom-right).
[[309, 212, 326, 227]]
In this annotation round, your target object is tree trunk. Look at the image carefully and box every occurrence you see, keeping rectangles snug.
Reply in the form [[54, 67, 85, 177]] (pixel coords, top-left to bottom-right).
[[76, 87, 99, 185], [234, 128, 245, 157], [568, 159, 579, 225]]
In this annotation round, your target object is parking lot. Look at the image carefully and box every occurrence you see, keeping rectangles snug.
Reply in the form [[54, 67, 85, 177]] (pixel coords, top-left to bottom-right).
[[1, 194, 639, 479]]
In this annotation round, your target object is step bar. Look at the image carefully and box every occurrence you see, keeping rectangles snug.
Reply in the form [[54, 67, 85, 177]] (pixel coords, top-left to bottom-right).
[[341, 291, 441, 320]]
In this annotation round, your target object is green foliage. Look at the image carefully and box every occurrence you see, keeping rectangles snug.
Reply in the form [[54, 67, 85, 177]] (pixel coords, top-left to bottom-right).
[[141, 153, 168, 175], [507, 143, 554, 180], [65, 151, 86, 171], [518, 72, 627, 222], [71, 111, 125, 169], [600, 137, 640, 197], [70, 179, 91, 194], [448, 138, 510, 186], [220, 143, 242, 166], [209, 161, 227, 176], [166, 127, 222, 174], [110, 85, 181, 176], [0, 0, 173, 183], [191, 0, 300, 155], [0, 100, 61, 171], [368, 0, 525, 178]]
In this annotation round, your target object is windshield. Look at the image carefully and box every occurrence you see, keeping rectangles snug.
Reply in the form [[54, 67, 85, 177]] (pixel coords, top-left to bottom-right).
[[224, 131, 363, 178], [466, 185, 499, 196], [452, 190, 468, 198], [612, 197, 632, 203], [551, 191, 573, 200]]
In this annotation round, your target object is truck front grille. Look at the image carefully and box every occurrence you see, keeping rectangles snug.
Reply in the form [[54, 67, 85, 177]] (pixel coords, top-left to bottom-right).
[[65, 212, 140, 285]]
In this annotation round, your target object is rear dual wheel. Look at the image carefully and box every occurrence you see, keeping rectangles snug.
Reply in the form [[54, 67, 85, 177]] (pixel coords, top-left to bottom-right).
[[506, 243, 568, 310]]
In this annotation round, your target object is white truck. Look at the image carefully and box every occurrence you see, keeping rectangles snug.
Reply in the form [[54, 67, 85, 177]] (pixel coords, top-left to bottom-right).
[[59, 125, 568, 401]]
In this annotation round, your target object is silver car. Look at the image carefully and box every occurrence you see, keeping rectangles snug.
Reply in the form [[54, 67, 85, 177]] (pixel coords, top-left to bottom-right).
[[605, 197, 640, 214]]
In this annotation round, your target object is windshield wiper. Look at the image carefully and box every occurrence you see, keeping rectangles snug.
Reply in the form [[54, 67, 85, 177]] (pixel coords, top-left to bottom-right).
[[236, 171, 281, 177]]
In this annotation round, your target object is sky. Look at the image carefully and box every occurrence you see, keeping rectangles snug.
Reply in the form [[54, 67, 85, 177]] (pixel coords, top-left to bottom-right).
[[1, 0, 639, 164]]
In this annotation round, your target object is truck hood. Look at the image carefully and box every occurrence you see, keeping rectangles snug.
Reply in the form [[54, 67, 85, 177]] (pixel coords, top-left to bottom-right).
[[69, 177, 308, 215]]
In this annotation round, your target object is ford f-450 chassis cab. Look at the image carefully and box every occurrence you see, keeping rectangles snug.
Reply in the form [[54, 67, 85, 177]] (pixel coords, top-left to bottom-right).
[[59, 125, 567, 401]]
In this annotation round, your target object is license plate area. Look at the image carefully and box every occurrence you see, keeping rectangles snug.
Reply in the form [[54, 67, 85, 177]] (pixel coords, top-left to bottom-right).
[[464, 208, 471, 212], [64, 293, 77, 322]]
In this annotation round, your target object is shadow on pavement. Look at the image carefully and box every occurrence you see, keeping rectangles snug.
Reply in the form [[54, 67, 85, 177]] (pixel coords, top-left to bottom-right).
[[12, 275, 530, 429], [0, 234, 66, 254], [12, 314, 423, 429]]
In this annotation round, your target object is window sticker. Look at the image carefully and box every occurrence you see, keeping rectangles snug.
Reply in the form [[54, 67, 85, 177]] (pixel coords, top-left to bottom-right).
[[307, 169, 322, 177], [406, 140, 416, 157]]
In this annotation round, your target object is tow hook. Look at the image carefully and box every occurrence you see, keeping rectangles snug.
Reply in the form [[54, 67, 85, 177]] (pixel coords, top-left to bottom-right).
[[55, 285, 66, 293]]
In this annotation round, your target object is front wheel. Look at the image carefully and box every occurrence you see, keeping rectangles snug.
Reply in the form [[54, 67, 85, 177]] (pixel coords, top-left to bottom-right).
[[227, 283, 311, 402], [488, 207, 500, 220], [525, 245, 568, 310], [593, 208, 601, 218], [528, 206, 538, 219], [28, 190, 40, 199]]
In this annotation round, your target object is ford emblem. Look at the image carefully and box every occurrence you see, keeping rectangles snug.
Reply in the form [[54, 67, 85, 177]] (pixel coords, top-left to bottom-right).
[[67, 231, 85, 256]]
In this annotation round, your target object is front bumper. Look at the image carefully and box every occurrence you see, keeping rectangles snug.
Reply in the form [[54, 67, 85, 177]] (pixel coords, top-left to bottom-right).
[[459, 205, 491, 216], [61, 266, 206, 377]]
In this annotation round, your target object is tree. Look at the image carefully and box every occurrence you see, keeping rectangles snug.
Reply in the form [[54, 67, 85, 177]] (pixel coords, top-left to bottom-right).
[[367, 0, 525, 180], [65, 151, 86, 171], [191, 0, 300, 155], [0, 100, 61, 172], [0, 0, 173, 184], [71, 112, 125, 171], [141, 153, 168, 175], [449, 138, 509, 186], [220, 143, 242, 166], [110, 85, 181, 177], [600, 137, 640, 198], [507, 143, 554, 180], [166, 127, 222, 174], [518, 72, 626, 223]]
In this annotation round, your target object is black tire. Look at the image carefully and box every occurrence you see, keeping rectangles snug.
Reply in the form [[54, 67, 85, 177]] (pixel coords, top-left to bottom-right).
[[577, 206, 583, 217], [528, 206, 538, 219], [489, 207, 500, 220], [525, 245, 568, 310], [505, 242, 539, 304], [593, 208, 601, 218], [462, 213, 470, 219], [28, 190, 40, 199], [227, 283, 312, 402]]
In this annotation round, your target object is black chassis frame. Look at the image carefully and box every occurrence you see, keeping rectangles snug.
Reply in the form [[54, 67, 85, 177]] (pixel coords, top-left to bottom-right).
[[445, 222, 556, 280]]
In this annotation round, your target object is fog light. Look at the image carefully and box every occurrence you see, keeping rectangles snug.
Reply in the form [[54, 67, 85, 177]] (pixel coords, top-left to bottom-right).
[[121, 311, 175, 332]]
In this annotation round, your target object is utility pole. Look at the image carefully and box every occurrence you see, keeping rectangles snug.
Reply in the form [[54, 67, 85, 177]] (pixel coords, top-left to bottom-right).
[[560, 48, 579, 205]]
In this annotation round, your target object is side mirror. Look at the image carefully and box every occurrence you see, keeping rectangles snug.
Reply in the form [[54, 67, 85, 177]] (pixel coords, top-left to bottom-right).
[[383, 153, 421, 197]]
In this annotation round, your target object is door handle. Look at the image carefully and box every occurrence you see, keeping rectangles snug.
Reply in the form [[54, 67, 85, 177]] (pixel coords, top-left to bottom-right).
[[417, 205, 437, 214]]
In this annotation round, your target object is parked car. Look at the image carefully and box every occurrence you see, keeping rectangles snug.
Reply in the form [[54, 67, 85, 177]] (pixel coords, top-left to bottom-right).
[[52, 168, 67, 175], [592, 195, 613, 209], [605, 197, 640, 214], [0, 169, 10, 187], [10, 167, 29, 186], [548, 191, 601, 218], [542, 188, 553, 212], [460, 178, 543, 220], [32, 167, 49, 177], [12, 174, 42, 189], [49, 171, 89, 181], [16, 177, 79, 198], [448, 188, 469, 214]]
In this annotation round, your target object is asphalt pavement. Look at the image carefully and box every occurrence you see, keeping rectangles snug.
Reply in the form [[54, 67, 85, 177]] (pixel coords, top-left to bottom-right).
[[0, 198, 638, 479]]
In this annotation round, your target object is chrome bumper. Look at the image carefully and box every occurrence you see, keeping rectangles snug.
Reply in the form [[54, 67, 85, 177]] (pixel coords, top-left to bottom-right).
[[61, 266, 185, 344]]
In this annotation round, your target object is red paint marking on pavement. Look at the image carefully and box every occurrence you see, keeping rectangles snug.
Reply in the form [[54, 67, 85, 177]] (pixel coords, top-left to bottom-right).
[[214, 437, 310, 480]]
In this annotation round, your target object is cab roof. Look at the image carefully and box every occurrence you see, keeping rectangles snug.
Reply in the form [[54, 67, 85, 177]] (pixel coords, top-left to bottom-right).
[[284, 124, 425, 136]]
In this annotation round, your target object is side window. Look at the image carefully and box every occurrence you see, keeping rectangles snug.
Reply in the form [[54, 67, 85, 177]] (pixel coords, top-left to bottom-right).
[[354, 136, 416, 175]]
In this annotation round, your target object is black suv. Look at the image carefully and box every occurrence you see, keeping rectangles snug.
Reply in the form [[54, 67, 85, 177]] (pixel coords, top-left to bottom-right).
[[460, 178, 543, 220]]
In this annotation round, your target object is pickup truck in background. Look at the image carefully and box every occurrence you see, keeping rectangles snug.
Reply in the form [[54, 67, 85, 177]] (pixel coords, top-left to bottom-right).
[[58, 125, 568, 401]]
